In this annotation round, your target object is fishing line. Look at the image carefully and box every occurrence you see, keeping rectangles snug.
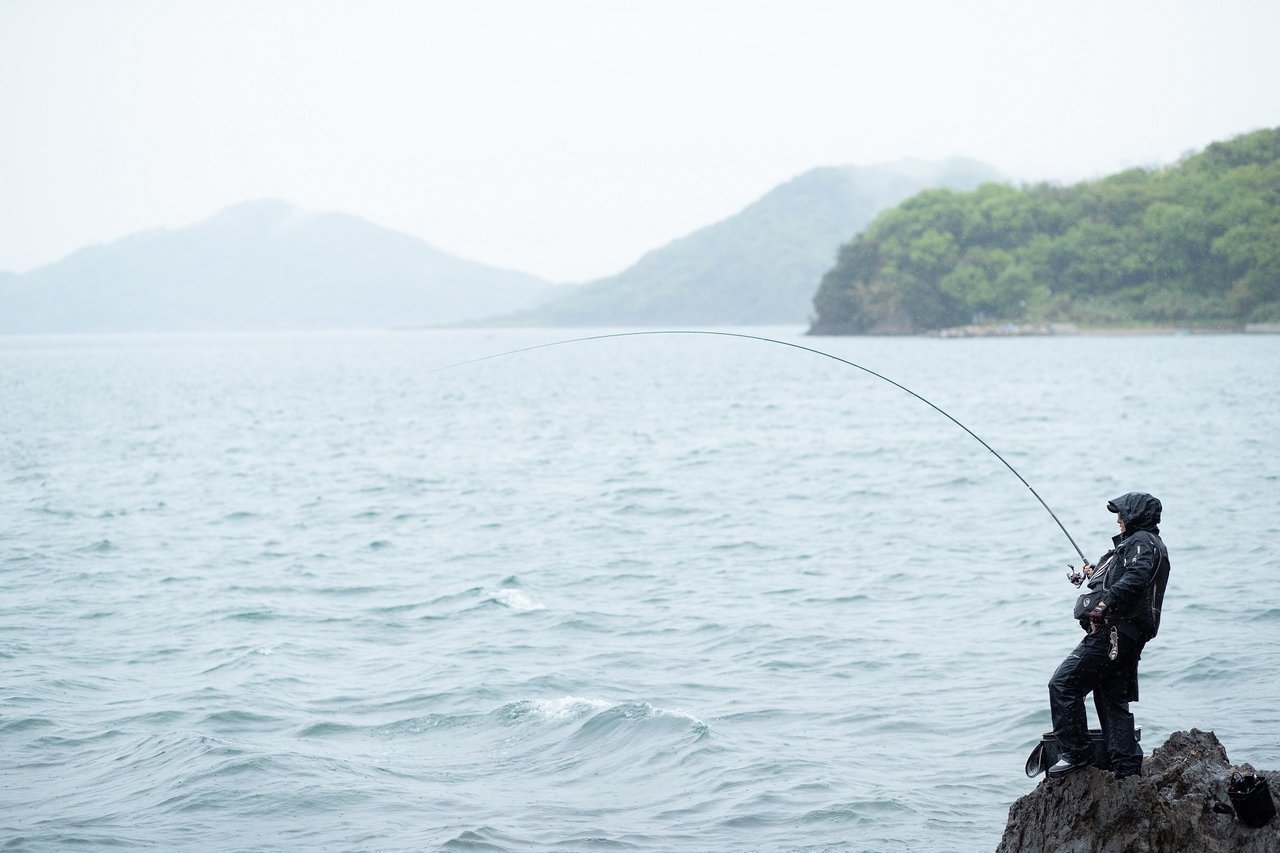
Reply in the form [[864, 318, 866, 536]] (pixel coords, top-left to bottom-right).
[[433, 329, 1088, 564]]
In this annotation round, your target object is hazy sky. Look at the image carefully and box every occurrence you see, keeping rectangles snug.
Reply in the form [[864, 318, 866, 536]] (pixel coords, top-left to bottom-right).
[[3, 0, 1279, 282]]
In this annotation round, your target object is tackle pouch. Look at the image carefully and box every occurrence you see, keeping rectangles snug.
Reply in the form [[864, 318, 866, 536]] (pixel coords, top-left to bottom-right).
[[1073, 588, 1106, 621], [1228, 772, 1277, 828], [1072, 552, 1114, 621]]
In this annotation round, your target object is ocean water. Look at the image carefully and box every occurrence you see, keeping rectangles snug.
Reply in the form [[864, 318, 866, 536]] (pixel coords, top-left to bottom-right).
[[2, 328, 1278, 852]]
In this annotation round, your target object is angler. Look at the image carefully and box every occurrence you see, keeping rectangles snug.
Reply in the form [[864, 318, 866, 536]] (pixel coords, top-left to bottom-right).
[[1045, 492, 1172, 779]]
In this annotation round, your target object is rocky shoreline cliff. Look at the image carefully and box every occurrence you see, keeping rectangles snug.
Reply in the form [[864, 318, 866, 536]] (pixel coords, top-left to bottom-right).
[[999, 729, 1278, 852]]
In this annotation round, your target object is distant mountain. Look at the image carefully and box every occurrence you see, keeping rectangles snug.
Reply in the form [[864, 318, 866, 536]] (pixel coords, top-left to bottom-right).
[[512, 158, 1002, 326], [0, 200, 561, 333]]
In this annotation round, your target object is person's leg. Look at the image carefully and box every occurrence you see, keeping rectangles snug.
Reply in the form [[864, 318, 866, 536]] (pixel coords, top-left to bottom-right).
[[1048, 631, 1111, 766], [1095, 633, 1143, 777]]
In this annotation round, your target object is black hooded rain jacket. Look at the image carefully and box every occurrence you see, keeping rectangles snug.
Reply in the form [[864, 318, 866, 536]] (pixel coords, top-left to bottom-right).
[[1091, 492, 1171, 642]]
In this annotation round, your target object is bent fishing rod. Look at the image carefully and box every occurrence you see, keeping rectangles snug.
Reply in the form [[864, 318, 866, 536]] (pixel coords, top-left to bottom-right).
[[432, 329, 1089, 566]]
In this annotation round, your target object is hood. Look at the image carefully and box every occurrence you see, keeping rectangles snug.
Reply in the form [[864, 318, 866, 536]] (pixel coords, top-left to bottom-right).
[[1107, 492, 1162, 534]]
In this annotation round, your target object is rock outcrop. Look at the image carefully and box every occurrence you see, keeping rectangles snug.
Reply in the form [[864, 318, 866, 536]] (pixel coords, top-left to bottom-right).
[[999, 729, 1279, 852]]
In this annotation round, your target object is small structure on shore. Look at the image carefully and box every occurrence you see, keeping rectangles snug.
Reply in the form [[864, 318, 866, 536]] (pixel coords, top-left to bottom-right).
[[999, 729, 1278, 852]]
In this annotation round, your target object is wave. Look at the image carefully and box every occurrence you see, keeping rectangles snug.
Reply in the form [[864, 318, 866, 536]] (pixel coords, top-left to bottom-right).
[[0, 715, 58, 735], [439, 826, 535, 851], [488, 588, 545, 611], [499, 696, 612, 723]]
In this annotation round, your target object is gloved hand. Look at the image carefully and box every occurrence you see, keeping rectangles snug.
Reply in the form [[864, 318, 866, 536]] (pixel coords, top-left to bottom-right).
[[1088, 602, 1109, 630]]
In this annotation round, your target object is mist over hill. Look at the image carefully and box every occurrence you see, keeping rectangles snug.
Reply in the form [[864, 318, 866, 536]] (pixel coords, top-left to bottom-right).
[[509, 158, 1002, 326], [0, 201, 561, 333]]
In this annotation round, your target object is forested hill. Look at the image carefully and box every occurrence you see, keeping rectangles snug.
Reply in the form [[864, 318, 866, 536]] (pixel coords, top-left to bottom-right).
[[809, 128, 1280, 334], [515, 158, 1000, 326]]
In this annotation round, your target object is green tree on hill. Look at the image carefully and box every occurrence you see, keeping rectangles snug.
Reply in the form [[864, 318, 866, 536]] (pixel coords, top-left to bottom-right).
[[810, 127, 1280, 333]]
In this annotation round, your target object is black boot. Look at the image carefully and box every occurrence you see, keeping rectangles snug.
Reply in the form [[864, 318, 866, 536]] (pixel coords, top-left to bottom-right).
[[1047, 755, 1090, 778]]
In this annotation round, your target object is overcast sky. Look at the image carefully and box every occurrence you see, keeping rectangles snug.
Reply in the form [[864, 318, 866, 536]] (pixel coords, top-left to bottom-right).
[[2, 0, 1278, 282]]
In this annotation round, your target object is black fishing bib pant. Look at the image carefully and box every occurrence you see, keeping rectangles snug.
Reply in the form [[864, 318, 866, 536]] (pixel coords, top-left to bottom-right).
[[1048, 625, 1144, 777]]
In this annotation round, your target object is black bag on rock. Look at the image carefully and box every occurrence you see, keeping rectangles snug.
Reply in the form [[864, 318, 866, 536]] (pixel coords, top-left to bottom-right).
[[1228, 772, 1277, 828]]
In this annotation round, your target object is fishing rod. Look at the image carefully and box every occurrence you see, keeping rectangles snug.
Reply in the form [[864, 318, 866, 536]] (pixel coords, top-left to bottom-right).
[[433, 329, 1089, 565]]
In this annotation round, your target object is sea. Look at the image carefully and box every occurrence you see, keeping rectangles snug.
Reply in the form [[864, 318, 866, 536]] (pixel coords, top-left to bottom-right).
[[3, 327, 1278, 852]]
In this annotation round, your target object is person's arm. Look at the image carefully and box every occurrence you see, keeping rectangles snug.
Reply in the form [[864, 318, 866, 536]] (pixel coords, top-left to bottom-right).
[[1101, 534, 1158, 612]]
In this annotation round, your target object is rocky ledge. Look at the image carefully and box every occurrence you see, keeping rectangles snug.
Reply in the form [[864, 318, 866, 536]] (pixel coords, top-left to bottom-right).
[[998, 729, 1279, 852]]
